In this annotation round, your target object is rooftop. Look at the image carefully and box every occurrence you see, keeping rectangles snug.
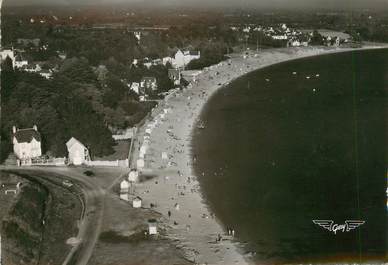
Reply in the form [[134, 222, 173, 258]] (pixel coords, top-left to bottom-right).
[[13, 128, 41, 143]]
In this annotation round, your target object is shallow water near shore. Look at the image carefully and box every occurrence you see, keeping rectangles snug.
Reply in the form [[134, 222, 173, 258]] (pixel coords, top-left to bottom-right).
[[193, 49, 388, 264]]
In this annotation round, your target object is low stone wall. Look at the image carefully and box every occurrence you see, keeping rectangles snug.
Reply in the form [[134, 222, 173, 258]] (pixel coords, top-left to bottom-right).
[[22, 158, 66, 167], [86, 159, 129, 167]]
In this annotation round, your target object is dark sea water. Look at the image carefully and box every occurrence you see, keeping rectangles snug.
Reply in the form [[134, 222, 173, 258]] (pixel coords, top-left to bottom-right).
[[193, 49, 388, 264]]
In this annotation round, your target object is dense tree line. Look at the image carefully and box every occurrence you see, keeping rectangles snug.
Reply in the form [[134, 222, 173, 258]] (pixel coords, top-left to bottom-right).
[[1, 57, 131, 161]]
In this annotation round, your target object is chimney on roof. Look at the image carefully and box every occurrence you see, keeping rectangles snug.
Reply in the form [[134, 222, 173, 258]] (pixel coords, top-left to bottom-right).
[[12, 126, 17, 134], [33, 125, 38, 131]]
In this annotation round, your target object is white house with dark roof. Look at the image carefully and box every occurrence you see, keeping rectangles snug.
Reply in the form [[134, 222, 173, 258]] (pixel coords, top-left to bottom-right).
[[140, 77, 158, 94], [12, 125, 42, 161], [66, 137, 90, 165], [0, 49, 16, 68], [173, 49, 200, 69]]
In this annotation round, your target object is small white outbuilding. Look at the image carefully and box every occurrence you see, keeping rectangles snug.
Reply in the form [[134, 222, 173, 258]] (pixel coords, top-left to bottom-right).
[[128, 170, 138, 182], [132, 196, 142, 208], [66, 137, 89, 165], [148, 219, 158, 235], [120, 179, 130, 193]]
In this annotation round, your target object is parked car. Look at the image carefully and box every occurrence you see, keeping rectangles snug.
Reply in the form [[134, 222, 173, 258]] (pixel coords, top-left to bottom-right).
[[62, 180, 73, 188]]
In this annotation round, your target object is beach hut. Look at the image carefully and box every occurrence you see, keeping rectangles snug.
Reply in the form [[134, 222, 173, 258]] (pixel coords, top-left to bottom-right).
[[120, 180, 130, 193], [133, 196, 142, 208], [128, 170, 138, 182], [139, 151, 145, 159], [137, 159, 145, 169], [120, 192, 129, 201], [145, 128, 152, 135], [162, 152, 168, 160], [148, 219, 158, 235], [140, 145, 147, 154]]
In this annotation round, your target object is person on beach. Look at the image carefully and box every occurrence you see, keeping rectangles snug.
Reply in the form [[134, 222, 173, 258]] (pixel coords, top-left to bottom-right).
[[168, 210, 171, 218]]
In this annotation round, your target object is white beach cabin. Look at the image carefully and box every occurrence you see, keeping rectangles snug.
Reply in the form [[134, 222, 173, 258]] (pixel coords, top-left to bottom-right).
[[66, 137, 89, 165], [128, 170, 139, 182], [120, 179, 130, 193], [148, 219, 158, 235], [132, 196, 142, 208]]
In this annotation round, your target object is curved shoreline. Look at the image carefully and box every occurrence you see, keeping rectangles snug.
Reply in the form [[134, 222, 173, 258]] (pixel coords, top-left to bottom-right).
[[131, 45, 388, 265]]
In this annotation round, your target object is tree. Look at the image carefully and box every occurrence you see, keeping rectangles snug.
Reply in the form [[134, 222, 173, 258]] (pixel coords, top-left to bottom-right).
[[310, 30, 324, 46], [102, 74, 127, 109]]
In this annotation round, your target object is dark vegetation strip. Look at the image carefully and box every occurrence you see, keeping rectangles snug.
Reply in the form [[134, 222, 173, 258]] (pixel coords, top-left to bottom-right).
[[2, 170, 84, 265]]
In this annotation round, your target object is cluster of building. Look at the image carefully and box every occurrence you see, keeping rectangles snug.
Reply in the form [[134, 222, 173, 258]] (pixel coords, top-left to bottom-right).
[[119, 173, 159, 235], [128, 49, 200, 101], [231, 23, 351, 47], [315, 30, 352, 46], [131, 49, 200, 70], [12, 125, 90, 166], [231, 23, 310, 47], [0, 45, 57, 79]]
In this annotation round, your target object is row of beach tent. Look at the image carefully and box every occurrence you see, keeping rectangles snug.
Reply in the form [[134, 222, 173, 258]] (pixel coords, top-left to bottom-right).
[[136, 107, 171, 169]]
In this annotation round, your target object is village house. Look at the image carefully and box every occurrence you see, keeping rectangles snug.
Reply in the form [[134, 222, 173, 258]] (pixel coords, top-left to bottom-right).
[[66, 137, 90, 165], [129, 82, 140, 94], [272, 34, 288, 40], [172, 49, 201, 69], [168, 69, 181, 85], [143, 59, 153, 69], [39, 69, 53, 79], [132, 58, 139, 66], [0, 48, 15, 68], [324, 36, 341, 47], [112, 128, 135, 141], [12, 125, 42, 164], [23, 63, 42, 73], [162, 56, 173, 65], [140, 77, 158, 94], [14, 54, 28, 69], [57, 51, 67, 60], [134, 31, 141, 43]]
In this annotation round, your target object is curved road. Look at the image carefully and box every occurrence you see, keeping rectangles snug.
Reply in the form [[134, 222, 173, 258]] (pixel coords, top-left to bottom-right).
[[0, 166, 124, 265]]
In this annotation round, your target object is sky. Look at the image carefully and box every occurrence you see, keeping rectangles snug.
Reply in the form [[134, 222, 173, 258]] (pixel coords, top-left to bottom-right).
[[4, 0, 388, 9]]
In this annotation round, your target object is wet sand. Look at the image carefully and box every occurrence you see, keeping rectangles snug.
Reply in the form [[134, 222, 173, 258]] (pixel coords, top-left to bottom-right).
[[129, 45, 388, 265]]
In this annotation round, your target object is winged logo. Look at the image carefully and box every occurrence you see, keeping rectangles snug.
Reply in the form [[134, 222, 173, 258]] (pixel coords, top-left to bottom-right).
[[345, 220, 365, 232], [313, 220, 365, 234], [312, 220, 333, 231]]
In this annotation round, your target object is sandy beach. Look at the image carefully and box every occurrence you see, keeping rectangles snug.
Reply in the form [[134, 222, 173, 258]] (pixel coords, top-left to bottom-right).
[[129, 45, 388, 265]]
